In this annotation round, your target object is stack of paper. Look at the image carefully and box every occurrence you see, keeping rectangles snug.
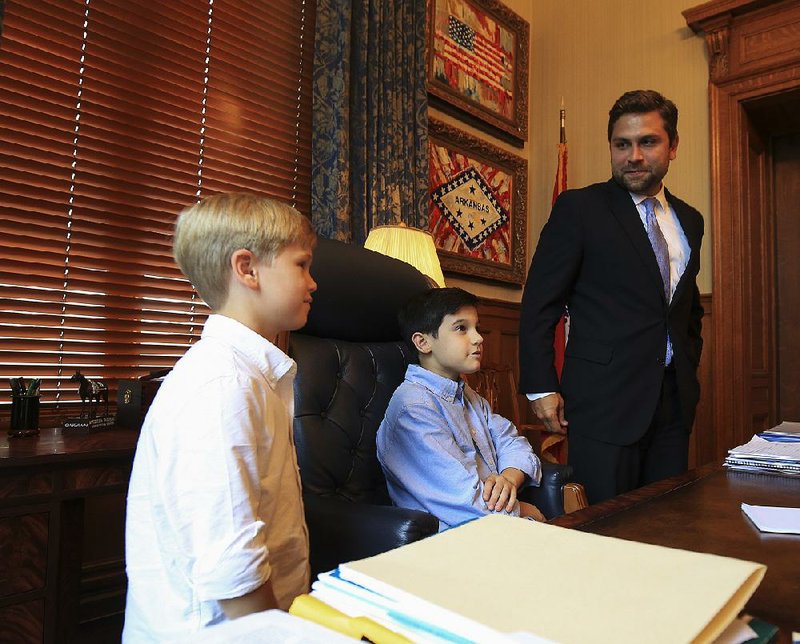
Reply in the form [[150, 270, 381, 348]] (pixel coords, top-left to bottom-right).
[[724, 423, 800, 477], [311, 514, 766, 643]]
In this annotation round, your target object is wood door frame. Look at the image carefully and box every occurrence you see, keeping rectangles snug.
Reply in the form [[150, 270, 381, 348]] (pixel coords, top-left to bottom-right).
[[685, 0, 800, 454]]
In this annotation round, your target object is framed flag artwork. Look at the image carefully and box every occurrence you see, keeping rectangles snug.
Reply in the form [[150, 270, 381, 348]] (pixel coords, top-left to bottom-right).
[[428, 118, 527, 285], [426, 0, 529, 143]]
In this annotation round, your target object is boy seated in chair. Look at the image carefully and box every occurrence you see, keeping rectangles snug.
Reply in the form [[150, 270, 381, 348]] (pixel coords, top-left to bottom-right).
[[377, 287, 545, 531]]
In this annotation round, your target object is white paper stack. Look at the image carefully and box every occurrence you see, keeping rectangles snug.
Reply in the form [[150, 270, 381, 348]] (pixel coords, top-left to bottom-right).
[[724, 429, 800, 477]]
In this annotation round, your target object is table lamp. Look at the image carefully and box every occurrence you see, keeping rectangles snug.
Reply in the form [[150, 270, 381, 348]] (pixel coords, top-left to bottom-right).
[[364, 224, 446, 288]]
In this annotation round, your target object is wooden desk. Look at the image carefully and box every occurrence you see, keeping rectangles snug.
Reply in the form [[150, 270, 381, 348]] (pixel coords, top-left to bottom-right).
[[1, 427, 138, 643], [552, 463, 800, 636]]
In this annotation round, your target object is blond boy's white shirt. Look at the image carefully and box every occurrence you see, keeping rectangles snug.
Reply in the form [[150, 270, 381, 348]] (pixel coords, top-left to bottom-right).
[[122, 314, 309, 642]]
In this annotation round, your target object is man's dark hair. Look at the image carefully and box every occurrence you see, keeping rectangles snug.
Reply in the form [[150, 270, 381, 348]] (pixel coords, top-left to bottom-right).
[[607, 89, 678, 146], [398, 287, 478, 351]]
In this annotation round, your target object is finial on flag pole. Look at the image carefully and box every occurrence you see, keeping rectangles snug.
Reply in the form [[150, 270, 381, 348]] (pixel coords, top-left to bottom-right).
[[559, 98, 566, 144]]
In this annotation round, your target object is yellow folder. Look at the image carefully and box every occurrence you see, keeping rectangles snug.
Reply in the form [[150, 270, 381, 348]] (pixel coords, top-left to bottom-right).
[[289, 594, 412, 643]]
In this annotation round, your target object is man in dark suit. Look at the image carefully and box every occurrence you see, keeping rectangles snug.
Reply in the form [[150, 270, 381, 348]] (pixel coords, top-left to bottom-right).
[[518, 90, 704, 504]]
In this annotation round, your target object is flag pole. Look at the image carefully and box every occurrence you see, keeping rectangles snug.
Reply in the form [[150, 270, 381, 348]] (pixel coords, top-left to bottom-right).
[[553, 99, 568, 381]]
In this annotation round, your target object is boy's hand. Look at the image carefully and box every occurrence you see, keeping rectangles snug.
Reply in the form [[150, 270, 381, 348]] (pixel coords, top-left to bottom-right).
[[519, 501, 547, 522], [483, 467, 525, 513]]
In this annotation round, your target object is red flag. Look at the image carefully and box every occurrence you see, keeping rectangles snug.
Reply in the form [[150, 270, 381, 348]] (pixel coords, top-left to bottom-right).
[[552, 142, 568, 205], [552, 110, 568, 380]]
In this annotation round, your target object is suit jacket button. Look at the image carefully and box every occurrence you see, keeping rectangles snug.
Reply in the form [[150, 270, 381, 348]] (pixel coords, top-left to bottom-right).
[[656, 358, 665, 366]]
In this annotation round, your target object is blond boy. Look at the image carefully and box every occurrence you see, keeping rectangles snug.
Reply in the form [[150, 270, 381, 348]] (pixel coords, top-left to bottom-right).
[[123, 194, 316, 642]]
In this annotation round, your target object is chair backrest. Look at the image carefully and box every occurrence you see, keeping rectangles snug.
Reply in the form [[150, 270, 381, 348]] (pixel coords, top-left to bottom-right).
[[290, 334, 413, 505], [289, 238, 430, 506], [464, 364, 522, 428]]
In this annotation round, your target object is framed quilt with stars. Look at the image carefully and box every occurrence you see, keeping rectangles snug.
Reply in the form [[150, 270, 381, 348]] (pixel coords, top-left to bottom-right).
[[426, 0, 529, 142], [428, 118, 527, 285]]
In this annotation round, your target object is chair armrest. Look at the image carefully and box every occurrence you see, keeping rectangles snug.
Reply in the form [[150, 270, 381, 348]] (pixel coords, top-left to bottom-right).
[[303, 493, 439, 579], [562, 482, 589, 514], [518, 462, 575, 520]]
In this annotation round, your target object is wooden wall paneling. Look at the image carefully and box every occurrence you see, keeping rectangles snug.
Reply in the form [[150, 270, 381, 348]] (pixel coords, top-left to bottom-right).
[[476, 298, 531, 424], [729, 1, 800, 77], [774, 133, 800, 420], [691, 294, 715, 467], [743, 115, 777, 434], [685, 0, 800, 457]]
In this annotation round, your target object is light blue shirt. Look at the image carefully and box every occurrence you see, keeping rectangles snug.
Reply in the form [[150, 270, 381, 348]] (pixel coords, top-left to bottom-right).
[[377, 364, 542, 531]]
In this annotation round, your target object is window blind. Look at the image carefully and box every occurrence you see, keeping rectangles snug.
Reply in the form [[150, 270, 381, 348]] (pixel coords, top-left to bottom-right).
[[0, 0, 314, 425]]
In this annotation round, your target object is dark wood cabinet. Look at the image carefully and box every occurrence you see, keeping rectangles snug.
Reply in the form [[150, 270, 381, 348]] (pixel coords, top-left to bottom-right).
[[0, 428, 137, 643]]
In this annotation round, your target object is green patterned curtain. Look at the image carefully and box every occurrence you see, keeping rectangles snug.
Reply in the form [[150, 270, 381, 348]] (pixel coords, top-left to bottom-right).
[[312, 0, 429, 243]]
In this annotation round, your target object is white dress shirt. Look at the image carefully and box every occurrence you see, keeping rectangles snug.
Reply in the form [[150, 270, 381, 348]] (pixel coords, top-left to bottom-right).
[[123, 314, 309, 642]]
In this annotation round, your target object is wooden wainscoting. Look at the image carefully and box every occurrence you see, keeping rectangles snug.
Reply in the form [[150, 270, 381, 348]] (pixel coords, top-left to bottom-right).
[[689, 294, 714, 468], [477, 294, 716, 468], [475, 298, 534, 428]]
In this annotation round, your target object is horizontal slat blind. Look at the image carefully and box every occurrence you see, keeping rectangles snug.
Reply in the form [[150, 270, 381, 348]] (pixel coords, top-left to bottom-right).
[[0, 0, 314, 426]]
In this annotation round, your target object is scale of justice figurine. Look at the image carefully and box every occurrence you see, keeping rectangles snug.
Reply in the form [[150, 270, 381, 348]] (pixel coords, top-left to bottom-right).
[[62, 370, 115, 430]]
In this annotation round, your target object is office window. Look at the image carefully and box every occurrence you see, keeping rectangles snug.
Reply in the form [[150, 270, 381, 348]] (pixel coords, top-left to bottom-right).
[[0, 0, 314, 423]]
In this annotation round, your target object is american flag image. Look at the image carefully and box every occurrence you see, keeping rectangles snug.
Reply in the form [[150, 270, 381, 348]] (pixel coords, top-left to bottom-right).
[[443, 15, 512, 95]]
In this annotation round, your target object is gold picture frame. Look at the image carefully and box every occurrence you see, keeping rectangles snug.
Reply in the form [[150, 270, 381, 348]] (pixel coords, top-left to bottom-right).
[[428, 118, 527, 285], [427, 0, 529, 143]]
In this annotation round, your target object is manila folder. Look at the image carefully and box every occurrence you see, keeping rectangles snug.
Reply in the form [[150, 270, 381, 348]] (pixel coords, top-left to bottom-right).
[[340, 514, 766, 644]]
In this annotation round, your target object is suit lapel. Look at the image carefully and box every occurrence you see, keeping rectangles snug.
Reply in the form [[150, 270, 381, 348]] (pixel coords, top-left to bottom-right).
[[604, 180, 668, 302]]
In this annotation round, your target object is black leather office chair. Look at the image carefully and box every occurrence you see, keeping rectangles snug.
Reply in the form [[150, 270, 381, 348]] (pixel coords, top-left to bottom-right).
[[290, 238, 578, 579]]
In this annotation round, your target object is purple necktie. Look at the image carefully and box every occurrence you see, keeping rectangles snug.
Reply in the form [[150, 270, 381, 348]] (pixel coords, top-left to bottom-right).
[[643, 197, 673, 365]]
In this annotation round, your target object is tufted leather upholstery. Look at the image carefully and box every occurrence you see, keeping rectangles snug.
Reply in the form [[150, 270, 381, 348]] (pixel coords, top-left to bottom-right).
[[291, 333, 440, 578], [292, 336, 412, 505], [290, 239, 578, 579], [290, 238, 438, 578]]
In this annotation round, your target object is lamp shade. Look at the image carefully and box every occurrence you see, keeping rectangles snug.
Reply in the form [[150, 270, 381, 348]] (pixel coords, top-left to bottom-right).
[[364, 225, 446, 287]]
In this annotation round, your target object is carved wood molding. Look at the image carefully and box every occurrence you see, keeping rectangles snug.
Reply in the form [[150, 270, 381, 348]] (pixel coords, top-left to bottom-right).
[[683, 0, 771, 28], [685, 0, 800, 82], [705, 18, 732, 80]]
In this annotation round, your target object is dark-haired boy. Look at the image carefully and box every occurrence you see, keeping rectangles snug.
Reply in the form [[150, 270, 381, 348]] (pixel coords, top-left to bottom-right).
[[377, 287, 543, 531]]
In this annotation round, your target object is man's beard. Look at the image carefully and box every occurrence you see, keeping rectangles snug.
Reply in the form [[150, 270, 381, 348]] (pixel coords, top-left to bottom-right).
[[613, 165, 662, 194]]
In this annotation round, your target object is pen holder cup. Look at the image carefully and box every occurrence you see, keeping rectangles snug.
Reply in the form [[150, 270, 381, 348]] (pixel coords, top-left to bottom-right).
[[10, 394, 41, 436]]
